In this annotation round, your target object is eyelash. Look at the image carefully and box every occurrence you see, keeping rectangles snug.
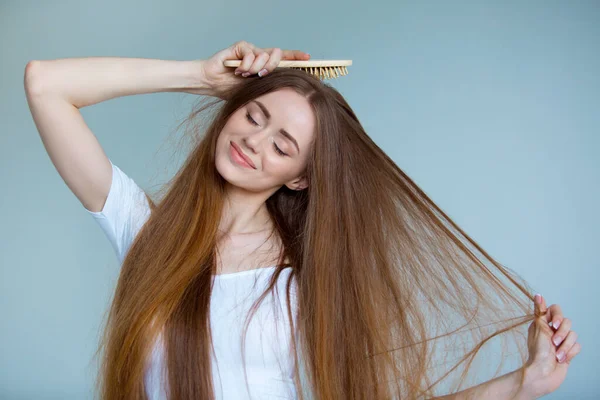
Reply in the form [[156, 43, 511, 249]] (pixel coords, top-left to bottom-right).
[[245, 111, 288, 157]]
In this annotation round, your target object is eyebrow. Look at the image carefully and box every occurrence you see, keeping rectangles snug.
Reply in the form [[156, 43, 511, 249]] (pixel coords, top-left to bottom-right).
[[252, 100, 300, 154]]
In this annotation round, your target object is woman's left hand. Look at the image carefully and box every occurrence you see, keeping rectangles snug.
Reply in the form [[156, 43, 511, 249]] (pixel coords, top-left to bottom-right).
[[523, 294, 582, 398]]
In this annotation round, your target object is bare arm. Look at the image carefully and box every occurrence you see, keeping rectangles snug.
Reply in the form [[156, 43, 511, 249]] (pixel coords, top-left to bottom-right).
[[24, 57, 207, 212], [436, 367, 540, 400]]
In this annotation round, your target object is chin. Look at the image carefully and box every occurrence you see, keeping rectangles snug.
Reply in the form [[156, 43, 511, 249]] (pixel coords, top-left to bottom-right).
[[215, 156, 250, 187], [215, 156, 235, 180]]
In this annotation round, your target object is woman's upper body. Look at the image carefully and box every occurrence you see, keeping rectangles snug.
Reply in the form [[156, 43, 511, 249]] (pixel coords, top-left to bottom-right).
[[23, 45, 318, 399], [25, 40, 581, 399], [85, 159, 301, 399]]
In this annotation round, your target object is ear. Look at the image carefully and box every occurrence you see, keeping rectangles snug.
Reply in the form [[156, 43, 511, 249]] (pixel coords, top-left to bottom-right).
[[285, 175, 308, 191]]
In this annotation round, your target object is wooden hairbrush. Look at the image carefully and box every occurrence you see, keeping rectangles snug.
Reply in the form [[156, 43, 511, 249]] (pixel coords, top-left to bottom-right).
[[223, 60, 353, 80]]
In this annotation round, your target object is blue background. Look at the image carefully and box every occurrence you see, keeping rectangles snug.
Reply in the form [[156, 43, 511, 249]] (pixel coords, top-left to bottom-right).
[[1, 1, 598, 398]]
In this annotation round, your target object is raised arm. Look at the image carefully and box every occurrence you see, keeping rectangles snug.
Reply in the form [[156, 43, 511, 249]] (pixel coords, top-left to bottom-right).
[[24, 41, 310, 212], [23, 57, 204, 212]]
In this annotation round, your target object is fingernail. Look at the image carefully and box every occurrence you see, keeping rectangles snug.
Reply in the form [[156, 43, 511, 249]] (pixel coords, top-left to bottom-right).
[[554, 320, 561, 329], [258, 68, 268, 77], [242, 72, 251, 77], [556, 351, 565, 362], [534, 294, 541, 304], [553, 336, 563, 346], [234, 70, 242, 75]]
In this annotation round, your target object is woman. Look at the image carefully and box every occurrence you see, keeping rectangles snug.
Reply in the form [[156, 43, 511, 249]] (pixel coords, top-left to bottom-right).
[[24, 40, 580, 399]]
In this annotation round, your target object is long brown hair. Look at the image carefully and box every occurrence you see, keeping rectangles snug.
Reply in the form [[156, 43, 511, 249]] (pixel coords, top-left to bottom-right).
[[94, 68, 537, 399]]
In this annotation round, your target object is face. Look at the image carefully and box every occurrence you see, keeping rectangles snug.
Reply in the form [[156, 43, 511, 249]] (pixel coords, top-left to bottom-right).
[[215, 88, 316, 193]]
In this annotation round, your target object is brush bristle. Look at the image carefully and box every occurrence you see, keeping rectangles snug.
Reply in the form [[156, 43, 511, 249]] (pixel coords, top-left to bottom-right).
[[295, 66, 349, 80]]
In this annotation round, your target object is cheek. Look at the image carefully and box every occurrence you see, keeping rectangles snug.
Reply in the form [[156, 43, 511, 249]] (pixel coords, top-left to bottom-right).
[[263, 157, 303, 179], [264, 151, 293, 168]]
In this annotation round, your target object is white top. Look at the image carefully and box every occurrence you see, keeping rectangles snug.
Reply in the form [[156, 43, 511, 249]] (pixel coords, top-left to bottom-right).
[[85, 160, 300, 399]]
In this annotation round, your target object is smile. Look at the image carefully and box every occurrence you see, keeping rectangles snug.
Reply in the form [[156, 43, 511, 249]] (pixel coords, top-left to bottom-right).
[[229, 142, 256, 169]]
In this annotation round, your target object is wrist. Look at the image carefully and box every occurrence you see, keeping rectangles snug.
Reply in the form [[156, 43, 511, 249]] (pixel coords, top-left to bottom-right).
[[180, 60, 213, 96], [521, 365, 546, 399]]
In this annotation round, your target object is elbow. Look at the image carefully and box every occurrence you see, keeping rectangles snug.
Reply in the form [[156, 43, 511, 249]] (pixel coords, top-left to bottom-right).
[[24, 60, 44, 96]]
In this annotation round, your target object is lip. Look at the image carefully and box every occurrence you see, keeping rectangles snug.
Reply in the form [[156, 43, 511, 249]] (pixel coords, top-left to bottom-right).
[[230, 141, 256, 169]]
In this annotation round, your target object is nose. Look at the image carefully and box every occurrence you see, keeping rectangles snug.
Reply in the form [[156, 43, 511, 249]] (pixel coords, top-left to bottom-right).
[[244, 129, 272, 154]]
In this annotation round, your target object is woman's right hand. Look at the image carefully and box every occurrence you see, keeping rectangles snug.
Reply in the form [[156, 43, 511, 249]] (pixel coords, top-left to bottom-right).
[[188, 40, 310, 99]]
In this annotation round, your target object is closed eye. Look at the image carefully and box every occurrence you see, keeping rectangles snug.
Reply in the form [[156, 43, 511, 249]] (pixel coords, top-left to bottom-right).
[[245, 111, 259, 126]]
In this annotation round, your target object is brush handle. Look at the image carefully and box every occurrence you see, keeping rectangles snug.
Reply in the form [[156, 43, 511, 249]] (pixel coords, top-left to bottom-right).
[[223, 60, 352, 68]]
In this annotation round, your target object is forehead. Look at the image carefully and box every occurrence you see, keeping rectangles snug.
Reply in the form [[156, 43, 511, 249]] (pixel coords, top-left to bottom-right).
[[251, 89, 316, 145]]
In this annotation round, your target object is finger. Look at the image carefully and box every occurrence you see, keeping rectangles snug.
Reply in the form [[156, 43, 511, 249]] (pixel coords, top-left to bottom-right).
[[231, 41, 260, 74], [534, 294, 549, 321], [534, 294, 542, 317], [552, 317, 572, 347], [556, 330, 578, 363], [242, 51, 271, 76], [233, 41, 257, 60], [258, 48, 282, 77], [531, 295, 544, 336], [547, 303, 564, 330], [237, 52, 256, 75], [279, 49, 311, 60], [253, 48, 282, 77], [263, 48, 309, 59], [565, 342, 582, 364]]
